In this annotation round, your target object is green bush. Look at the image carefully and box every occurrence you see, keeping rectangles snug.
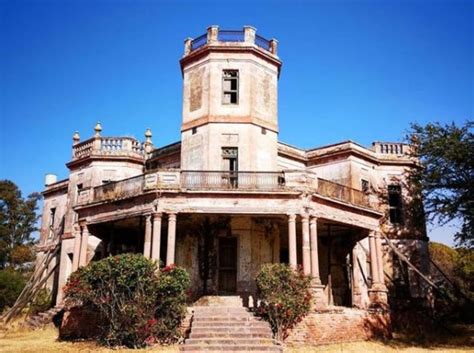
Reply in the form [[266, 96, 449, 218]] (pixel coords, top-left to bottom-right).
[[0, 269, 26, 312], [256, 263, 312, 341], [64, 254, 190, 348], [29, 287, 52, 315]]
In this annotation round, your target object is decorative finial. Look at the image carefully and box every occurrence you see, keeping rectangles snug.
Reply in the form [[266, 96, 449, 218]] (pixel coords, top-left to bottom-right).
[[72, 131, 80, 144], [144, 128, 153, 153], [145, 128, 152, 141], [94, 122, 102, 137]]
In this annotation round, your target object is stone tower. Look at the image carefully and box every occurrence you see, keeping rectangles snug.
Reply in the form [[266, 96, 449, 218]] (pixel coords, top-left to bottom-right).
[[180, 26, 281, 171]]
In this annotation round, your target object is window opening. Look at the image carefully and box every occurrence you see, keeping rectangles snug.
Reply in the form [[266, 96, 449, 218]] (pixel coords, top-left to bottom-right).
[[388, 185, 403, 224], [222, 70, 239, 104]]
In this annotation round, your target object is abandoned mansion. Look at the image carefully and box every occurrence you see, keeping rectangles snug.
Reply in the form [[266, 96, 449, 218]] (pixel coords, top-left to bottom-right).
[[37, 26, 430, 314]]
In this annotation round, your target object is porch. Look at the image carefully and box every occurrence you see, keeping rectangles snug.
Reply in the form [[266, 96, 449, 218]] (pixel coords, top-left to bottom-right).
[[72, 210, 387, 309]]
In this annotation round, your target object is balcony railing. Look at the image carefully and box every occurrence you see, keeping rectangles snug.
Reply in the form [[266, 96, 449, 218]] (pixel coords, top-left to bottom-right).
[[186, 27, 277, 56], [77, 171, 379, 212], [317, 178, 371, 208], [72, 137, 145, 160], [218, 30, 245, 42], [181, 171, 285, 191]]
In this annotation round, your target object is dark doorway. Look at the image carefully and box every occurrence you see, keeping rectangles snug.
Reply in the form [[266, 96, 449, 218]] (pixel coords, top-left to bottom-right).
[[218, 237, 237, 293]]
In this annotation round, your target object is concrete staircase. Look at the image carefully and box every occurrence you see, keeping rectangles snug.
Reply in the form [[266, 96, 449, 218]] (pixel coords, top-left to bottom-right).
[[23, 303, 64, 329], [181, 296, 282, 353]]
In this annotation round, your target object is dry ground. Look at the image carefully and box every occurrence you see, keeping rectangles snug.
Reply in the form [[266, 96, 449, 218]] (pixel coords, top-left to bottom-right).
[[0, 326, 472, 353]]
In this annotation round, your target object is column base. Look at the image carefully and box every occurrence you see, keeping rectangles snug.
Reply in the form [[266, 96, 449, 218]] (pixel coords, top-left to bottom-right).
[[311, 282, 327, 311], [369, 284, 389, 309]]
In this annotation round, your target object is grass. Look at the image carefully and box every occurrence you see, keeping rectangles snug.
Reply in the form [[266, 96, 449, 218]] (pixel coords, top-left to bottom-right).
[[0, 326, 179, 353], [0, 325, 472, 353]]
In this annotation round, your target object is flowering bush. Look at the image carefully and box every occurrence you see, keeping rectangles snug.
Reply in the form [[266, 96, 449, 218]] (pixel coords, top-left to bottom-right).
[[64, 254, 189, 348], [256, 263, 312, 341]]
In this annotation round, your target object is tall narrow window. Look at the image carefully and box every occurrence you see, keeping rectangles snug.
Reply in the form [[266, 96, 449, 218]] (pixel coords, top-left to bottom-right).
[[388, 185, 403, 224], [49, 208, 56, 238], [361, 179, 369, 193], [222, 147, 238, 187], [222, 70, 239, 104]]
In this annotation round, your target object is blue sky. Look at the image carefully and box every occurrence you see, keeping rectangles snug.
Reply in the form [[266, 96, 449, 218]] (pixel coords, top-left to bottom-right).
[[0, 0, 472, 245]]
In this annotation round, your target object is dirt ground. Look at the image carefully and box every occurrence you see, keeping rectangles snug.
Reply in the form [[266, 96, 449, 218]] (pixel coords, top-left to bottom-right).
[[0, 325, 472, 353]]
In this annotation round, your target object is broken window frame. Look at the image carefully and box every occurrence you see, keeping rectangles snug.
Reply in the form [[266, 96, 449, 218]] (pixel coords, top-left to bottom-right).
[[48, 207, 56, 238], [388, 184, 404, 225], [222, 70, 239, 105]]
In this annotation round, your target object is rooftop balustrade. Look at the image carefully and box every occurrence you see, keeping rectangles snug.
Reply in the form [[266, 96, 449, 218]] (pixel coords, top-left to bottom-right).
[[372, 142, 410, 156], [76, 170, 379, 212], [185, 26, 278, 56], [71, 123, 151, 162]]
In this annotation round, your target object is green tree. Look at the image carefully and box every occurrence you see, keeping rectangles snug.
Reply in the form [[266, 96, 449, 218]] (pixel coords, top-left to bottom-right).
[[407, 121, 473, 248], [0, 180, 41, 269]]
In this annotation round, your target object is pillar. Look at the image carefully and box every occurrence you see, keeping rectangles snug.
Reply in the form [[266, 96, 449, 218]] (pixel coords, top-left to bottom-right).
[[166, 213, 177, 266], [375, 232, 385, 284], [309, 217, 320, 282], [79, 224, 89, 267], [368, 230, 388, 307], [368, 231, 380, 285], [72, 227, 82, 271], [288, 214, 297, 269], [143, 215, 152, 258], [301, 214, 311, 275], [151, 213, 162, 264]]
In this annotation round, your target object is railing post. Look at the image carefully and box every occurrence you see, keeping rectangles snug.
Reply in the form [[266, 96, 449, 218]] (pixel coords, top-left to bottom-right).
[[207, 25, 219, 44], [244, 25, 256, 44], [184, 37, 192, 55], [269, 38, 278, 55]]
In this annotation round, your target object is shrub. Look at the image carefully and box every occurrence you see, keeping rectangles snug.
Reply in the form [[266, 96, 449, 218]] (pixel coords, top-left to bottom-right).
[[0, 269, 26, 312], [29, 287, 52, 315], [64, 254, 190, 348], [256, 263, 312, 341]]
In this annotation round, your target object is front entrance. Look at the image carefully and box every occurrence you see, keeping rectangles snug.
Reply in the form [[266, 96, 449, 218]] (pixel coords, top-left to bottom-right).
[[218, 237, 237, 293]]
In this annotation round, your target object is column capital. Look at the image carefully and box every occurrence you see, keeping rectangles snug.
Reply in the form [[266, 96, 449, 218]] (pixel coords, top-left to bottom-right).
[[153, 212, 162, 220], [287, 213, 296, 221], [309, 216, 317, 224], [368, 230, 376, 238], [301, 213, 310, 221]]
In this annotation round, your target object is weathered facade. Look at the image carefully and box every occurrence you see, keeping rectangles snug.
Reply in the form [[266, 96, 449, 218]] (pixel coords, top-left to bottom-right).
[[38, 26, 429, 318]]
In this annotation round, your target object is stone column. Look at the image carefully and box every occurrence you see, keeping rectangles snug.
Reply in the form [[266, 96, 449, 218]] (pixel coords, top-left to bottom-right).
[[72, 226, 82, 271], [369, 231, 380, 285], [368, 230, 388, 307], [143, 215, 152, 258], [309, 217, 320, 282], [79, 224, 89, 267], [301, 214, 311, 275], [151, 213, 162, 264], [375, 232, 385, 284], [288, 214, 297, 269], [166, 213, 177, 266]]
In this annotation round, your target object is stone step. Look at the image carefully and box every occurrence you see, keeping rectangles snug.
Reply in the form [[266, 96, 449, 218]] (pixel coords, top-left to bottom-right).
[[185, 338, 275, 345], [192, 320, 269, 327], [190, 332, 271, 339], [191, 327, 271, 334], [193, 296, 243, 307], [180, 345, 282, 352], [192, 316, 259, 321]]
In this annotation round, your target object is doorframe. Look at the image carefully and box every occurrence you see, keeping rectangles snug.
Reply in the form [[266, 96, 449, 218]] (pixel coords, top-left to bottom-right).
[[217, 235, 239, 294]]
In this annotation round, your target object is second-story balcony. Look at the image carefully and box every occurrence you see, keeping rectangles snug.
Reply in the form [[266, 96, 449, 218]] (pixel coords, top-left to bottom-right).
[[76, 170, 378, 211]]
